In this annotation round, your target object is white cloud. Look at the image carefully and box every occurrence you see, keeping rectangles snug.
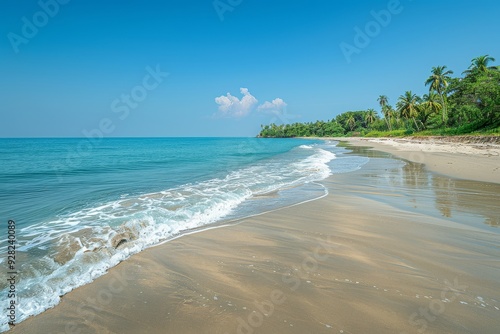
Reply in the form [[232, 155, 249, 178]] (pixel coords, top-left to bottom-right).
[[257, 98, 287, 115], [214, 88, 258, 118], [214, 88, 289, 119]]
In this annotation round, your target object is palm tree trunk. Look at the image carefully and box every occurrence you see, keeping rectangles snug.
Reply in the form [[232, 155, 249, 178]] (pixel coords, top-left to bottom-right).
[[384, 118, 390, 131], [439, 91, 447, 125], [413, 117, 420, 131]]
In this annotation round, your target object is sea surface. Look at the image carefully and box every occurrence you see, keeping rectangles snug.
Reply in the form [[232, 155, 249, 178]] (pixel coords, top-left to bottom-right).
[[0, 137, 369, 331]]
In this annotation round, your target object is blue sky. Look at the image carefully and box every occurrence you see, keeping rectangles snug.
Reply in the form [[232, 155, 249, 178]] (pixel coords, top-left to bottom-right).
[[1, 0, 500, 137]]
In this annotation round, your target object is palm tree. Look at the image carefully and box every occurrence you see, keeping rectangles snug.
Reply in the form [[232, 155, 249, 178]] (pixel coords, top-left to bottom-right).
[[377, 95, 388, 109], [347, 115, 356, 131], [378, 95, 391, 130], [425, 66, 453, 124], [420, 93, 442, 128], [396, 91, 421, 131], [421, 93, 442, 113], [382, 105, 394, 131], [463, 55, 498, 75], [364, 109, 377, 127]]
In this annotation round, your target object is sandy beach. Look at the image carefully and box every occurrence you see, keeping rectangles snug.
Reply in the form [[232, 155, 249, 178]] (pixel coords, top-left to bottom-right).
[[11, 138, 500, 334]]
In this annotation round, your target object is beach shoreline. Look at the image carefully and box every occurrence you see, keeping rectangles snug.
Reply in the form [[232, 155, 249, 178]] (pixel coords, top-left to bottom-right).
[[10, 140, 500, 334], [317, 136, 500, 184]]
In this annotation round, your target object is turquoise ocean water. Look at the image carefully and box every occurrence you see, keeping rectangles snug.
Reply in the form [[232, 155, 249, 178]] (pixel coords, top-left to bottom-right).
[[0, 137, 368, 330]]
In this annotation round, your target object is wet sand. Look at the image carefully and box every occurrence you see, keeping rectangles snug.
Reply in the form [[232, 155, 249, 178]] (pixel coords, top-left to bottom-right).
[[332, 137, 500, 184], [11, 143, 500, 334]]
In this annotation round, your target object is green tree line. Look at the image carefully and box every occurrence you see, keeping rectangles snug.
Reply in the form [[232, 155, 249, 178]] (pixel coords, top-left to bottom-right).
[[259, 55, 500, 138]]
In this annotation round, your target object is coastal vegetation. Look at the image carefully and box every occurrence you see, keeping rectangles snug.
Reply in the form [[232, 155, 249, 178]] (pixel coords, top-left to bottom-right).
[[259, 55, 500, 138]]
